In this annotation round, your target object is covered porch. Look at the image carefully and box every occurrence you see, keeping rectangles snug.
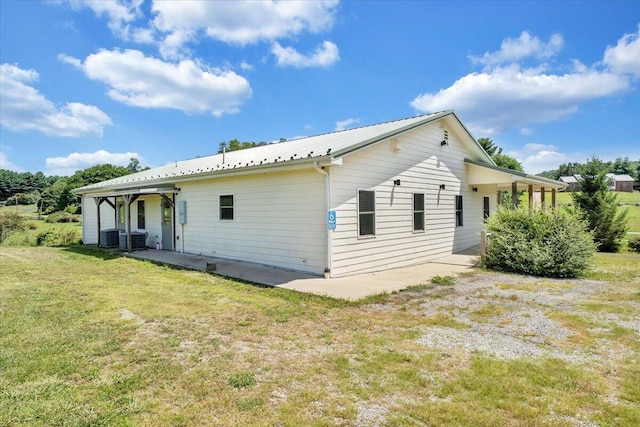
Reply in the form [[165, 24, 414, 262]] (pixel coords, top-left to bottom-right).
[[84, 186, 178, 253], [465, 158, 566, 209]]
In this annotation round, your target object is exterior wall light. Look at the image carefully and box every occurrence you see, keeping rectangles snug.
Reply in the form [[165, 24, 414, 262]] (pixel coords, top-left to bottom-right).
[[440, 184, 446, 190], [394, 179, 401, 186]]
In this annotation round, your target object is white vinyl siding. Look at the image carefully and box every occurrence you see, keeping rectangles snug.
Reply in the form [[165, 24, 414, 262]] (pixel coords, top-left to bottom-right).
[[176, 169, 326, 275], [329, 119, 486, 277]]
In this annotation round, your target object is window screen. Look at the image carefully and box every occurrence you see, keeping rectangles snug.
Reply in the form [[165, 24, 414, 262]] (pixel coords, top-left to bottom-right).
[[413, 193, 425, 231], [220, 195, 234, 220], [358, 190, 375, 236]]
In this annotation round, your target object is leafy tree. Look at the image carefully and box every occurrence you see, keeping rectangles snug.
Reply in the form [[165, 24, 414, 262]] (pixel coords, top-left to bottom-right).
[[493, 153, 523, 172], [66, 164, 130, 189], [572, 157, 628, 252], [218, 139, 271, 153], [477, 138, 523, 172], [478, 137, 502, 157], [612, 157, 632, 175]]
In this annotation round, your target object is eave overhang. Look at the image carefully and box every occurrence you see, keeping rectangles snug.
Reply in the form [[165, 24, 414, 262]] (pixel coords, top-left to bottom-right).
[[465, 158, 567, 190]]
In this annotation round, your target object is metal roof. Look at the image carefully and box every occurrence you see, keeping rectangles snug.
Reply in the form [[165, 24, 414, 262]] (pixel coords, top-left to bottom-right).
[[559, 176, 579, 183], [74, 110, 490, 195]]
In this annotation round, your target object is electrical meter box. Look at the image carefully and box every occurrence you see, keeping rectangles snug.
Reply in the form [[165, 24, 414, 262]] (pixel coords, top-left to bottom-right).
[[178, 201, 187, 224]]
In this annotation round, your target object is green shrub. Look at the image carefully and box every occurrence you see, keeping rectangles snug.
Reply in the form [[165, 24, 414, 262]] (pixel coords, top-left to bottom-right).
[[628, 236, 640, 253], [0, 211, 28, 243], [36, 228, 81, 247], [483, 207, 595, 278], [45, 211, 79, 223]]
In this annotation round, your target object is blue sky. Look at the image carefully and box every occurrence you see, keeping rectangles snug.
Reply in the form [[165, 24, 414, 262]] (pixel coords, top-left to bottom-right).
[[1, 1, 639, 176]]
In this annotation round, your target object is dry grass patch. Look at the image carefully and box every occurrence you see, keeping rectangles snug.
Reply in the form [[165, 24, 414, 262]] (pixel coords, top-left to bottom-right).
[[1, 247, 639, 426]]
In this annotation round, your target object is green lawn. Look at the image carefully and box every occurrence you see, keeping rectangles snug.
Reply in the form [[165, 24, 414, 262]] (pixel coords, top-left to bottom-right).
[[1, 246, 639, 426]]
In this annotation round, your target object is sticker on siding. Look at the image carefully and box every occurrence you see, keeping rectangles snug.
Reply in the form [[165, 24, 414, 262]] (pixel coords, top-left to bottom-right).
[[328, 210, 337, 230]]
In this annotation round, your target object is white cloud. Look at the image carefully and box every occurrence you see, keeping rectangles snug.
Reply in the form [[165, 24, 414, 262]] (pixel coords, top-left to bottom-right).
[[62, 49, 252, 116], [507, 143, 573, 174], [272, 41, 339, 68], [45, 150, 144, 176], [335, 118, 360, 131], [0, 63, 112, 137], [520, 127, 533, 136], [412, 28, 640, 136], [470, 31, 564, 67], [411, 64, 628, 135], [603, 24, 640, 78], [239, 61, 254, 72], [67, 0, 151, 43], [151, 0, 338, 58], [0, 151, 24, 172]]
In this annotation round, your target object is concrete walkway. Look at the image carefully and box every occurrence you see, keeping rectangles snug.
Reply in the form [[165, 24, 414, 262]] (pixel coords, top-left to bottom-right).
[[121, 249, 478, 300]]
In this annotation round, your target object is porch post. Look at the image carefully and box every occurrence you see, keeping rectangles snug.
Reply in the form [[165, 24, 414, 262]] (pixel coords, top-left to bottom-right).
[[551, 188, 556, 209], [94, 198, 102, 247], [497, 191, 501, 207], [124, 194, 132, 252], [528, 185, 533, 211], [541, 187, 546, 210], [511, 182, 518, 208]]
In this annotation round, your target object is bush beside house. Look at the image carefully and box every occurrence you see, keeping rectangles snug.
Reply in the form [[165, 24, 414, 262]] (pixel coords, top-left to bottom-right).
[[483, 207, 595, 278]]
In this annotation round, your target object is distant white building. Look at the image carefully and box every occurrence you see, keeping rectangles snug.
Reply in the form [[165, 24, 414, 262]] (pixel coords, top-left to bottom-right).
[[606, 173, 635, 192], [74, 111, 565, 278]]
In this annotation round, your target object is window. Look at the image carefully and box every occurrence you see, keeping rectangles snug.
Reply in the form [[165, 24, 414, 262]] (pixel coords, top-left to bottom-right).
[[483, 196, 490, 220], [137, 200, 145, 229], [413, 193, 425, 231], [117, 201, 125, 230], [358, 190, 375, 236], [220, 195, 234, 220], [455, 195, 463, 227]]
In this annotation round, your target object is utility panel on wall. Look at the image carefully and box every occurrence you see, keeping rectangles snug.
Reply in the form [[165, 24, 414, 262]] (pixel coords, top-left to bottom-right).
[[178, 201, 187, 224]]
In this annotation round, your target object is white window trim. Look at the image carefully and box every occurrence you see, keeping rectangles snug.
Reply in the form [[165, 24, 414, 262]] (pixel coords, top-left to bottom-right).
[[219, 193, 235, 221], [455, 195, 464, 227], [357, 189, 376, 239]]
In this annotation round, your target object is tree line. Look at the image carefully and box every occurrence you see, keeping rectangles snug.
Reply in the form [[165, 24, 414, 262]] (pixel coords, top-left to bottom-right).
[[538, 157, 640, 181], [0, 159, 146, 214]]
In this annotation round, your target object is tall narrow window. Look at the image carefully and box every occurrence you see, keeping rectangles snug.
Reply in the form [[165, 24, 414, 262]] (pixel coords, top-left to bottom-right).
[[483, 196, 490, 220], [358, 190, 375, 237], [413, 193, 425, 231], [137, 200, 146, 229], [455, 195, 464, 227], [220, 195, 234, 220]]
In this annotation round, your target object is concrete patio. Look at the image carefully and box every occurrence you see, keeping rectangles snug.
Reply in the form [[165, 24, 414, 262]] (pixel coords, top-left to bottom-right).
[[120, 248, 479, 300]]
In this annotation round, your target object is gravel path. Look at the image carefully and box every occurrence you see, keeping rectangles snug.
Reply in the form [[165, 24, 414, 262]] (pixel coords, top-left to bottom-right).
[[410, 273, 613, 362]]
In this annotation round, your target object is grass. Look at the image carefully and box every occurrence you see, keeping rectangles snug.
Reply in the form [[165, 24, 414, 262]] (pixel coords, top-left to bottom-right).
[[1, 246, 639, 426], [555, 191, 640, 237]]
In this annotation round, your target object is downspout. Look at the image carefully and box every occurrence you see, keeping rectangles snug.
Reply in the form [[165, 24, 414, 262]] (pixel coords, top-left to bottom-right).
[[313, 161, 332, 278]]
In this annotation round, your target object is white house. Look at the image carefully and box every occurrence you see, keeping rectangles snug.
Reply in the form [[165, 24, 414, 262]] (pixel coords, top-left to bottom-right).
[[74, 111, 565, 278]]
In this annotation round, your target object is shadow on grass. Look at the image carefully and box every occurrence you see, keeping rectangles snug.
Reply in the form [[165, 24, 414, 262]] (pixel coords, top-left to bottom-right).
[[63, 245, 123, 261]]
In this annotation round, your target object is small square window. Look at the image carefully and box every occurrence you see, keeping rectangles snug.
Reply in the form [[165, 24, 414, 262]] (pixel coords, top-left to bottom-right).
[[220, 195, 234, 220]]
